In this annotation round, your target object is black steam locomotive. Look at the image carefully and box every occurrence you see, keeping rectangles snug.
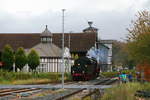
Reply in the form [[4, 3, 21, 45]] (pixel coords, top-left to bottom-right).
[[71, 56, 100, 81]]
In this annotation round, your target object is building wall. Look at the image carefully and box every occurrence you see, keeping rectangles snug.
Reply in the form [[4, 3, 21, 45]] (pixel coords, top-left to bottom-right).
[[97, 44, 109, 64], [98, 40, 113, 72], [103, 44, 112, 71], [96, 44, 109, 72], [23, 57, 72, 73]]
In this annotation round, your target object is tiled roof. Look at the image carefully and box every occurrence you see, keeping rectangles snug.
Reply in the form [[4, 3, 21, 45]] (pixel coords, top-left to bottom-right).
[[0, 33, 40, 51], [28, 43, 62, 57], [0, 32, 97, 52], [53, 33, 97, 52]]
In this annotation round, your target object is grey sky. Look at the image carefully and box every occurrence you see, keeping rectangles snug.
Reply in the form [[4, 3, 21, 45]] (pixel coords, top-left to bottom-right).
[[0, 0, 149, 40]]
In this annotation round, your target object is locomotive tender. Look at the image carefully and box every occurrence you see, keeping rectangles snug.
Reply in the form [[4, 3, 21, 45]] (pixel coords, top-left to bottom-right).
[[71, 56, 100, 81]]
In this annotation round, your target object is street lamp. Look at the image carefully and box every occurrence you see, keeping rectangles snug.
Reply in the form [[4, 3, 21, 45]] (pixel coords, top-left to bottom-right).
[[62, 9, 65, 89]]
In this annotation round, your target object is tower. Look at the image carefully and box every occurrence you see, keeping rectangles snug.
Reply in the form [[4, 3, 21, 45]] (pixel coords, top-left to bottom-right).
[[83, 21, 98, 33], [40, 25, 52, 43]]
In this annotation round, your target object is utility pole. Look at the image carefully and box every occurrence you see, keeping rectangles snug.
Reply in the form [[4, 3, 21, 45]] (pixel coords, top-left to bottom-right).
[[62, 9, 65, 89], [68, 31, 71, 72], [68, 31, 71, 50]]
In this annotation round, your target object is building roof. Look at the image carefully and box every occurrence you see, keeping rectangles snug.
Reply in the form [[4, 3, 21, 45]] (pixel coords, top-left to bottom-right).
[[99, 40, 114, 44], [0, 33, 40, 51], [97, 43, 110, 49], [41, 25, 52, 37], [0, 32, 97, 52], [28, 43, 62, 57], [83, 27, 98, 33], [83, 22, 98, 33], [53, 33, 97, 52]]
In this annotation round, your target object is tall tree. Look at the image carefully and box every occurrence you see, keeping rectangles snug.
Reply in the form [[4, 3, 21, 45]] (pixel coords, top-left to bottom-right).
[[15, 47, 27, 71], [27, 49, 40, 71], [112, 41, 125, 67], [112, 41, 135, 69], [1, 44, 14, 71], [126, 11, 150, 64], [127, 11, 150, 42]]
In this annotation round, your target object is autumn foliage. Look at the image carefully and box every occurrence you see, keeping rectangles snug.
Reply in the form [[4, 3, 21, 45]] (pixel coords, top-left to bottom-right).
[[136, 62, 150, 81], [126, 11, 150, 64], [126, 11, 150, 81]]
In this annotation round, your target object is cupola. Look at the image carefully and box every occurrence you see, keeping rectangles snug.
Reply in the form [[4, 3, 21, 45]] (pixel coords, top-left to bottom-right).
[[40, 25, 52, 43], [83, 21, 98, 33]]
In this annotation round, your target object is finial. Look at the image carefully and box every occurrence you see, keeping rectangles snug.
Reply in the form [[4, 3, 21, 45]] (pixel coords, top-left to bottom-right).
[[62, 9, 66, 11], [88, 21, 93, 27], [46, 25, 48, 29]]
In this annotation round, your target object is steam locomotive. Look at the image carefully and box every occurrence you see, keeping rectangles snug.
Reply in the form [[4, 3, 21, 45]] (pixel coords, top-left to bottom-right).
[[71, 56, 100, 81]]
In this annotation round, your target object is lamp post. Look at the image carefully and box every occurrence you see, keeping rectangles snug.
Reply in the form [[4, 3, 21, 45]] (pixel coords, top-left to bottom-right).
[[62, 9, 65, 89]]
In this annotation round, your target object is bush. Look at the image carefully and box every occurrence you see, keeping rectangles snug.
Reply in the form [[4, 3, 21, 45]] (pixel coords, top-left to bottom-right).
[[101, 70, 136, 78], [101, 71, 119, 78], [0, 70, 66, 84], [65, 72, 72, 81], [101, 82, 150, 100]]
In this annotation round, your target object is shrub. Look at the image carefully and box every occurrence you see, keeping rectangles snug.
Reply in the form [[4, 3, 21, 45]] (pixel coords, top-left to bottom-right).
[[27, 49, 40, 71], [101, 71, 119, 78], [101, 82, 150, 100], [1, 44, 14, 71], [65, 72, 72, 81], [101, 83, 142, 100], [101, 70, 136, 78], [0, 70, 72, 84], [15, 47, 27, 70]]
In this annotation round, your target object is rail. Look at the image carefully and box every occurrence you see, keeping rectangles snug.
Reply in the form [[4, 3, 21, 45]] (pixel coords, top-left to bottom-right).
[[55, 78, 117, 100]]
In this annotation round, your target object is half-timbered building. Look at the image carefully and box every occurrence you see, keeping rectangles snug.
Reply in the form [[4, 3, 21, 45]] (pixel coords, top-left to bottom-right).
[[0, 24, 112, 72]]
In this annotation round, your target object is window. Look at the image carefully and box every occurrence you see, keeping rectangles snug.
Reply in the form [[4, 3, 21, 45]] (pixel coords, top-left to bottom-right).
[[43, 37, 46, 41], [47, 38, 51, 42]]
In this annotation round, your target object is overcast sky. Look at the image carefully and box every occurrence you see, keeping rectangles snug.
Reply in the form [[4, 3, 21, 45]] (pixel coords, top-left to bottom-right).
[[0, 0, 150, 41]]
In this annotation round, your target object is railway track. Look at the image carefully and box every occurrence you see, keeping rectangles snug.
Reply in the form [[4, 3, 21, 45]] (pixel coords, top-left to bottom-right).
[[0, 78, 117, 100], [0, 88, 41, 97], [55, 78, 117, 100], [0, 81, 81, 99]]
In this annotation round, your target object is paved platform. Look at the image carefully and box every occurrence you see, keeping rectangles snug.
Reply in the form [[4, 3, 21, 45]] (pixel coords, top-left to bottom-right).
[[0, 84, 112, 89]]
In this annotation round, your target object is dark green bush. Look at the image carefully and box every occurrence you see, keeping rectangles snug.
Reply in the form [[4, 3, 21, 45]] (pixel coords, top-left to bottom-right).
[[0, 70, 69, 82], [65, 72, 72, 81], [101, 71, 119, 78], [0, 69, 72, 84], [101, 70, 136, 78]]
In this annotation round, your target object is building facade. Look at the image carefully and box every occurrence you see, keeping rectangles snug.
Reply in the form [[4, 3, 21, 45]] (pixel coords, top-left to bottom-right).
[[0, 24, 112, 72], [99, 40, 114, 71], [24, 25, 65, 72]]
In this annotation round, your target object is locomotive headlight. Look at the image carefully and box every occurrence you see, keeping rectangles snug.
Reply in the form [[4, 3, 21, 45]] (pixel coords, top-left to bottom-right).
[[85, 65, 87, 67], [78, 63, 80, 66], [82, 71, 85, 73], [72, 71, 75, 73]]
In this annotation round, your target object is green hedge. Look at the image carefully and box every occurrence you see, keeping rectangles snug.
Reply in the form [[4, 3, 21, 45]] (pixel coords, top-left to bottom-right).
[[101, 70, 136, 78], [101, 71, 119, 78], [0, 70, 71, 83]]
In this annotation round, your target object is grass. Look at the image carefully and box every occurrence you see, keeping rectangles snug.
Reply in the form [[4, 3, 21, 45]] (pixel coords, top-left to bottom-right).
[[0, 70, 72, 84], [11, 79, 51, 85], [101, 82, 150, 100]]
